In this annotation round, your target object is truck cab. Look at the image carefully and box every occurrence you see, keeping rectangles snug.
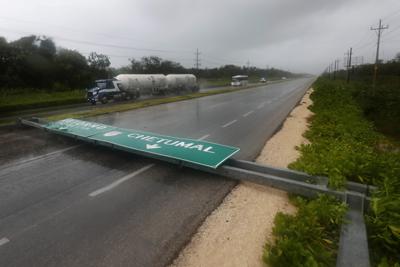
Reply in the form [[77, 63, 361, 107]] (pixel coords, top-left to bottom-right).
[[86, 78, 138, 105]]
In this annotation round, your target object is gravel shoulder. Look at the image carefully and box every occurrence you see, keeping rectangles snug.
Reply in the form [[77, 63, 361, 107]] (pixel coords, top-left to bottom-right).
[[170, 89, 314, 267]]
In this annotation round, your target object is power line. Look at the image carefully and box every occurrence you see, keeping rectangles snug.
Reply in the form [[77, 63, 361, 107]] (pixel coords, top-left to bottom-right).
[[382, 23, 400, 38], [57, 36, 187, 54], [202, 54, 244, 65], [352, 29, 375, 49], [382, 7, 400, 21], [0, 26, 191, 54], [355, 40, 376, 51], [0, 15, 192, 51], [0, 26, 261, 69]]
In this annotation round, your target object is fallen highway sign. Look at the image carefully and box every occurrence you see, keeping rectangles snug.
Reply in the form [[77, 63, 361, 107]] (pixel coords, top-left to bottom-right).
[[45, 118, 116, 138], [44, 118, 239, 168]]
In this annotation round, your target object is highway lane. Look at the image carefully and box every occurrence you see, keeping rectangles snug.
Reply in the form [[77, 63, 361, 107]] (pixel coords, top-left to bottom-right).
[[0, 77, 313, 267]]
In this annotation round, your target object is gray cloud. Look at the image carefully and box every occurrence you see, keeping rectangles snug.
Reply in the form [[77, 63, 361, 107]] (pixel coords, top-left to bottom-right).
[[0, 0, 399, 73]]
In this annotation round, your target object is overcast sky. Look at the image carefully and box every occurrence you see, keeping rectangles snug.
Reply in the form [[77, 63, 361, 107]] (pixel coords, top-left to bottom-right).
[[1, 0, 400, 74]]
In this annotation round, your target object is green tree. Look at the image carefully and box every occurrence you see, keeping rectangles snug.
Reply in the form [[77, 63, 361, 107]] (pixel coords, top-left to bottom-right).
[[87, 52, 111, 79], [38, 36, 56, 59], [87, 52, 110, 70], [394, 52, 400, 62], [129, 58, 144, 73], [55, 49, 90, 89], [128, 56, 185, 74]]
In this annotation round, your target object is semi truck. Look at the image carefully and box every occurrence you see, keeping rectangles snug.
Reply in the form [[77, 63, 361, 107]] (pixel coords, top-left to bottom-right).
[[86, 74, 199, 104]]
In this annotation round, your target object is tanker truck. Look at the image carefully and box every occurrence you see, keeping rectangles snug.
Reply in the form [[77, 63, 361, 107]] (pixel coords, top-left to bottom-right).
[[86, 74, 167, 104], [86, 74, 199, 104]]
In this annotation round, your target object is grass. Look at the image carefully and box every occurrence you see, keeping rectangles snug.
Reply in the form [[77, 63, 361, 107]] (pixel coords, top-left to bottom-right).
[[198, 78, 231, 88], [0, 89, 86, 113]]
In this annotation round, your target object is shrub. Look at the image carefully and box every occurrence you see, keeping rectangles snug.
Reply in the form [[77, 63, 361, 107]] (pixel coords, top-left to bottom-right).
[[289, 77, 400, 265], [264, 195, 347, 267]]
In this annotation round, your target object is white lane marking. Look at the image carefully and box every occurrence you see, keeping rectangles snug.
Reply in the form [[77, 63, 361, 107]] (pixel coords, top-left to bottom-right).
[[198, 134, 210, 140], [257, 102, 266, 109], [89, 164, 155, 197], [0, 237, 10, 246], [242, 111, 254, 117], [222, 119, 237, 128]]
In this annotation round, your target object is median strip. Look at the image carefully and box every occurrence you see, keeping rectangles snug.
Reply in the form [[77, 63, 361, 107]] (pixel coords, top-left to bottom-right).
[[40, 84, 265, 123]]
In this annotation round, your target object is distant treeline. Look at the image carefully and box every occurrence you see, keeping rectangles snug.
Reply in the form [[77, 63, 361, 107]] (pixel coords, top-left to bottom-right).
[[0, 35, 302, 91], [329, 60, 400, 82]]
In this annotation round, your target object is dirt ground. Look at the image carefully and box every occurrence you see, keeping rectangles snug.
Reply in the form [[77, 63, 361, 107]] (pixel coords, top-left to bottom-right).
[[170, 89, 314, 267]]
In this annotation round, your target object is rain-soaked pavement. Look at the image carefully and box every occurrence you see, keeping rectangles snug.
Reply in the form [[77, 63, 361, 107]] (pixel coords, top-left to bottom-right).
[[0, 78, 313, 267]]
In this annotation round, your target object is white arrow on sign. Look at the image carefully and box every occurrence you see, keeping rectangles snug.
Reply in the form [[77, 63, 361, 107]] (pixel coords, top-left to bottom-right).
[[146, 144, 161, 150]]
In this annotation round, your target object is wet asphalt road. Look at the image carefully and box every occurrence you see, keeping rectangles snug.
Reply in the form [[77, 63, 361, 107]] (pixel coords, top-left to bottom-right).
[[0, 78, 313, 267]]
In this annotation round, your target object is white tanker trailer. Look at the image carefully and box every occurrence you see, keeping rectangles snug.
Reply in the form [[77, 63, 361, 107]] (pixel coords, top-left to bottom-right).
[[116, 74, 168, 95], [166, 74, 199, 92], [86, 74, 198, 104]]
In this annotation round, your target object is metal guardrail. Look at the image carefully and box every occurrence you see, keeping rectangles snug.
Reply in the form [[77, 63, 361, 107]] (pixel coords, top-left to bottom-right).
[[211, 159, 372, 267], [336, 208, 371, 267], [19, 117, 372, 266]]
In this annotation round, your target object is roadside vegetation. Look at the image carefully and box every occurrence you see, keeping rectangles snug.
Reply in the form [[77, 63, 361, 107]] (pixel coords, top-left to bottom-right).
[[0, 89, 85, 113], [264, 194, 347, 267], [265, 61, 400, 266], [198, 78, 231, 88]]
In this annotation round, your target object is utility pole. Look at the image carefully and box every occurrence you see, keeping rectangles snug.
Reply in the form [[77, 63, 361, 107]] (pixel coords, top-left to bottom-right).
[[333, 59, 338, 80], [370, 19, 389, 85], [327, 64, 330, 78], [346, 48, 352, 83], [194, 48, 201, 70]]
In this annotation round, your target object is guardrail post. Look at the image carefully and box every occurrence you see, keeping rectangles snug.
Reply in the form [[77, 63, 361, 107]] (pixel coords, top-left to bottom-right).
[[336, 208, 370, 267]]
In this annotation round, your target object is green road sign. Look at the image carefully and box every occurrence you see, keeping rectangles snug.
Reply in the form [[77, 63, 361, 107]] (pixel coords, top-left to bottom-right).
[[44, 118, 239, 168], [45, 118, 116, 138]]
